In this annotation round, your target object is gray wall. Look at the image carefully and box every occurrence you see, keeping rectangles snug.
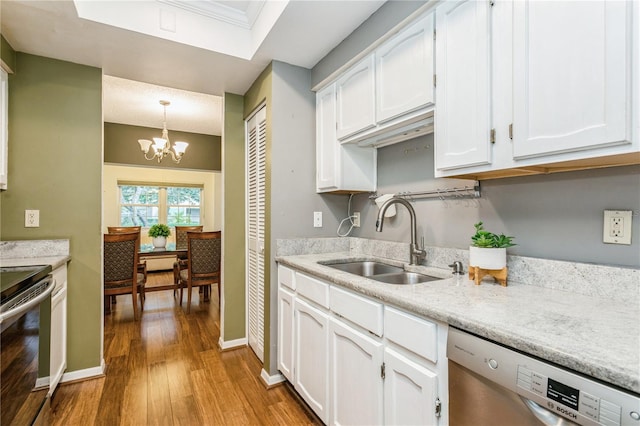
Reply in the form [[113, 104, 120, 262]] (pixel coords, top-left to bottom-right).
[[267, 61, 346, 373], [348, 136, 640, 268], [311, 1, 425, 88]]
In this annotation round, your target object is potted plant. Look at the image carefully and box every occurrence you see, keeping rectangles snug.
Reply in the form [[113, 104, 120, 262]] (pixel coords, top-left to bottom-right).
[[469, 222, 515, 270], [148, 224, 171, 248]]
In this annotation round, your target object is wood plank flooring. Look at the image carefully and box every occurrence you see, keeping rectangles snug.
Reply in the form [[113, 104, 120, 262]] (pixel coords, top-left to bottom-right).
[[50, 271, 320, 425]]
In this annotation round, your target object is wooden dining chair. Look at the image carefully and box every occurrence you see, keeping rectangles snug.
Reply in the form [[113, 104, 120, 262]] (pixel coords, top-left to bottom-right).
[[107, 226, 147, 302], [172, 225, 203, 295], [178, 231, 221, 313], [104, 232, 145, 320]]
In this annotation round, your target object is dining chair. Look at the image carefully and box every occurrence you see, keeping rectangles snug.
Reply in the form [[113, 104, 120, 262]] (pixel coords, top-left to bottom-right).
[[107, 226, 147, 303], [104, 232, 145, 320], [172, 225, 203, 296], [178, 231, 221, 313]]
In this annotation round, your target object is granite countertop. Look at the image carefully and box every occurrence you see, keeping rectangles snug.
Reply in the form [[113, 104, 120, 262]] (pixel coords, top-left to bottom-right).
[[0, 239, 71, 270], [0, 255, 70, 270], [276, 251, 640, 395]]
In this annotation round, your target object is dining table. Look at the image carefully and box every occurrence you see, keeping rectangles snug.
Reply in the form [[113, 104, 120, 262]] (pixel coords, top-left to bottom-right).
[[138, 244, 187, 292]]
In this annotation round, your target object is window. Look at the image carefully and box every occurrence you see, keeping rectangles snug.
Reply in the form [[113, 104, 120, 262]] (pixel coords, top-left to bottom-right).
[[119, 183, 202, 227]]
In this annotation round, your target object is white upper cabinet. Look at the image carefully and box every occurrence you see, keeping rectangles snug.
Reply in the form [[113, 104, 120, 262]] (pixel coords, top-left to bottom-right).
[[512, 0, 631, 159], [316, 84, 339, 192], [435, 0, 639, 179], [376, 12, 435, 124], [435, 0, 492, 170], [336, 55, 376, 140], [316, 83, 377, 193], [325, 9, 436, 148]]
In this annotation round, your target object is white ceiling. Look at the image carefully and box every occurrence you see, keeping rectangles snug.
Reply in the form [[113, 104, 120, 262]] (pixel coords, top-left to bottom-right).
[[1, 0, 386, 136]]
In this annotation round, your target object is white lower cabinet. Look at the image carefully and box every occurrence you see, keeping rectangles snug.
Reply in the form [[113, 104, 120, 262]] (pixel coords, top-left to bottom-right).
[[277, 287, 294, 382], [277, 265, 448, 425], [49, 264, 68, 395], [329, 317, 384, 426], [294, 298, 330, 424], [384, 347, 439, 425]]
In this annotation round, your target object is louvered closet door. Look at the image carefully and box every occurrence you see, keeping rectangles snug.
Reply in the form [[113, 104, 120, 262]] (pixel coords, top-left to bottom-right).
[[247, 106, 266, 362]]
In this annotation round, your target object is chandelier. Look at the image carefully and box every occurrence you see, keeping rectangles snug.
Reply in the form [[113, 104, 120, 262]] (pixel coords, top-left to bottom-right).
[[137, 100, 188, 163]]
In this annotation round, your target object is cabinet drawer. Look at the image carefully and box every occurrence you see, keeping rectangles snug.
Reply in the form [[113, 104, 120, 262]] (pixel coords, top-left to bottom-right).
[[296, 273, 329, 309], [278, 264, 295, 290], [330, 286, 383, 337], [384, 306, 437, 363]]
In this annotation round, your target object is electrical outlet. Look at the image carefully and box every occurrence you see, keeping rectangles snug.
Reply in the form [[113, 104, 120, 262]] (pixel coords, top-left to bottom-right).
[[603, 210, 632, 245], [353, 212, 360, 227], [25, 210, 40, 227], [313, 211, 323, 228]]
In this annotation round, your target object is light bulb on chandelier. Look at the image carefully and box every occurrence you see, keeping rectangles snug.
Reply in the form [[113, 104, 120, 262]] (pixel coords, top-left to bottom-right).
[[137, 100, 188, 163]]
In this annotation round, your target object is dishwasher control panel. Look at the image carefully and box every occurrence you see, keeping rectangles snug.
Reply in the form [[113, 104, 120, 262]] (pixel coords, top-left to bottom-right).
[[447, 327, 640, 426], [517, 365, 625, 425]]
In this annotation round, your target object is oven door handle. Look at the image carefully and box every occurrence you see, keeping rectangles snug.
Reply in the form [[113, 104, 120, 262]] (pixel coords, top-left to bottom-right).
[[0, 277, 54, 324], [520, 396, 578, 426]]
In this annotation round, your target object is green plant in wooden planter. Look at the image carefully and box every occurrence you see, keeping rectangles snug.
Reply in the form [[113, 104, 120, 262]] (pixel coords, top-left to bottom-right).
[[471, 222, 515, 248]]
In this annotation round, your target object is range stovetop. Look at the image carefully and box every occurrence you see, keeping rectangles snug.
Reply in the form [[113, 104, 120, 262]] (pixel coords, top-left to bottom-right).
[[0, 265, 52, 306]]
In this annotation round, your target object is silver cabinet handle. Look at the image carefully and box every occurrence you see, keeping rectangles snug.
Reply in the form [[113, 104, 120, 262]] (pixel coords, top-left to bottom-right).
[[520, 396, 579, 426]]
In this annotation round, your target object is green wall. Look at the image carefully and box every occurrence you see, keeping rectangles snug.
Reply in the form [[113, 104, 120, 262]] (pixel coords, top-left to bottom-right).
[[1, 35, 16, 72], [243, 64, 273, 370], [222, 92, 246, 340], [104, 122, 221, 171], [0, 53, 103, 372]]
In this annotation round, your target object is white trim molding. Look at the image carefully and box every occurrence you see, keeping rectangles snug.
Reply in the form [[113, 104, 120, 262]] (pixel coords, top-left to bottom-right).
[[260, 368, 285, 388], [218, 336, 247, 351], [60, 359, 106, 384]]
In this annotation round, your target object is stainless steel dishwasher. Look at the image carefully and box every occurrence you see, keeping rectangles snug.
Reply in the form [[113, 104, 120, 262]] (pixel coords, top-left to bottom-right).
[[447, 327, 640, 426]]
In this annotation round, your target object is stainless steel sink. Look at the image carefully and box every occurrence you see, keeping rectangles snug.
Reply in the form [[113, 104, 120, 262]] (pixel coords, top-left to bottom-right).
[[370, 272, 441, 284], [325, 261, 440, 285], [326, 261, 402, 276]]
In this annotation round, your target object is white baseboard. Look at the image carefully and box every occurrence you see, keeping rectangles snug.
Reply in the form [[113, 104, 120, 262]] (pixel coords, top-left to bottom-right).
[[218, 336, 247, 350], [60, 359, 105, 383], [35, 376, 50, 389], [260, 368, 285, 388]]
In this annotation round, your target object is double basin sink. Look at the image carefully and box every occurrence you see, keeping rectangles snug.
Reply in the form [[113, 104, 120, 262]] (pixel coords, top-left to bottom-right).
[[324, 261, 441, 285]]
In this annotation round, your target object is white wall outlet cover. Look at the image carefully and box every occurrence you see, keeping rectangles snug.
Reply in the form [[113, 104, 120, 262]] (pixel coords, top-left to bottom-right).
[[603, 210, 632, 245], [25, 209, 40, 227], [353, 212, 361, 228]]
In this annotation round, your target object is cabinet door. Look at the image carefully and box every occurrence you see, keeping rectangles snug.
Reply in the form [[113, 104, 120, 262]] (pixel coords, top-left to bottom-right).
[[50, 286, 67, 395], [329, 318, 384, 426], [376, 12, 434, 123], [316, 84, 338, 192], [277, 287, 294, 382], [435, 0, 492, 170], [336, 55, 376, 140], [294, 298, 330, 423], [512, 1, 631, 159], [384, 347, 439, 426]]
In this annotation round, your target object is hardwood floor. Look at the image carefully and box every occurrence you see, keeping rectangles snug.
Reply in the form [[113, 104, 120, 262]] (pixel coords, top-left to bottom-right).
[[51, 271, 320, 425]]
